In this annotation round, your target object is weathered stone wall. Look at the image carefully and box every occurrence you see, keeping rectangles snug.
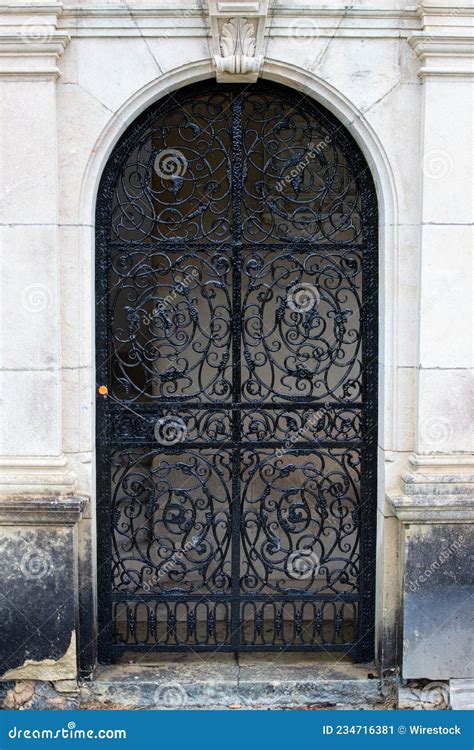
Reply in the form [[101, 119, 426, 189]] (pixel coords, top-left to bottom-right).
[[0, 498, 85, 681]]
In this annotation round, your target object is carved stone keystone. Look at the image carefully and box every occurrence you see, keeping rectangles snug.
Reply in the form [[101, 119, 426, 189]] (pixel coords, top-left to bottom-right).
[[208, 0, 269, 82]]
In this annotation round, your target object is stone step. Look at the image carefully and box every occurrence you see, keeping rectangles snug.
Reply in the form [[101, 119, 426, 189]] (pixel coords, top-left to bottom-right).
[[81, 654, 386, 710]]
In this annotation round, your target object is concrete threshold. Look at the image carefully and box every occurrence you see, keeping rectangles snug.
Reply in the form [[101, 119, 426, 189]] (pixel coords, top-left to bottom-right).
[[81, 653, 389, 710]]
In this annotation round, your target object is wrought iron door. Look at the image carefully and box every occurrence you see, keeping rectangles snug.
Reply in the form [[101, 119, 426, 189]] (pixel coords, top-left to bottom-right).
[[96, 81, 378, 663]]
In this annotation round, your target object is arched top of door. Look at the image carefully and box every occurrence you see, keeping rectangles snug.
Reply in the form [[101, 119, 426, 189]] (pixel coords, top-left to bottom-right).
[[96, 79, 377, 248]]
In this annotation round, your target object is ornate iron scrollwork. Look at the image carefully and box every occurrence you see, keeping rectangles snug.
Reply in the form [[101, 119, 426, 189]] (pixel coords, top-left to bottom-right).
[[96, 81, 378, 661]]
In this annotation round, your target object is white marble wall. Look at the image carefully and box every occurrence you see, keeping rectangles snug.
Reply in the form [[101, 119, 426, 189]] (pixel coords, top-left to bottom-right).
[[0, 0, 472, 677], [56, 2, 424, 497], [0, 15, 75, 493]]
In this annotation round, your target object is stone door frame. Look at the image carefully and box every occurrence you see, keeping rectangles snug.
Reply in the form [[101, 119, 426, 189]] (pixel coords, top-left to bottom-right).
[[77, 60, 400, 675]]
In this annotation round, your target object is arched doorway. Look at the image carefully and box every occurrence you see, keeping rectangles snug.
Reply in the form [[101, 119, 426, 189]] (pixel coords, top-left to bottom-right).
[[95, 80, 378, 664]]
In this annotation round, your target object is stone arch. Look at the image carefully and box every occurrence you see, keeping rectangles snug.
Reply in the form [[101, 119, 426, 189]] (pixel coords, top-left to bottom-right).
[[80, 59, 399, 669]]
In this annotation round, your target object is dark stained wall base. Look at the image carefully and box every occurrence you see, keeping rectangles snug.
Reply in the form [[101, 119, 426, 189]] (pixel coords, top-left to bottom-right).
[[402, 523, 473, 680], [0, 497, 85, 681]]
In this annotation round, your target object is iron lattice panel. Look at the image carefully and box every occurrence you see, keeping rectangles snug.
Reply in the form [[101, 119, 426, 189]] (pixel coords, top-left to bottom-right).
[[96, 81, 378, 662]]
